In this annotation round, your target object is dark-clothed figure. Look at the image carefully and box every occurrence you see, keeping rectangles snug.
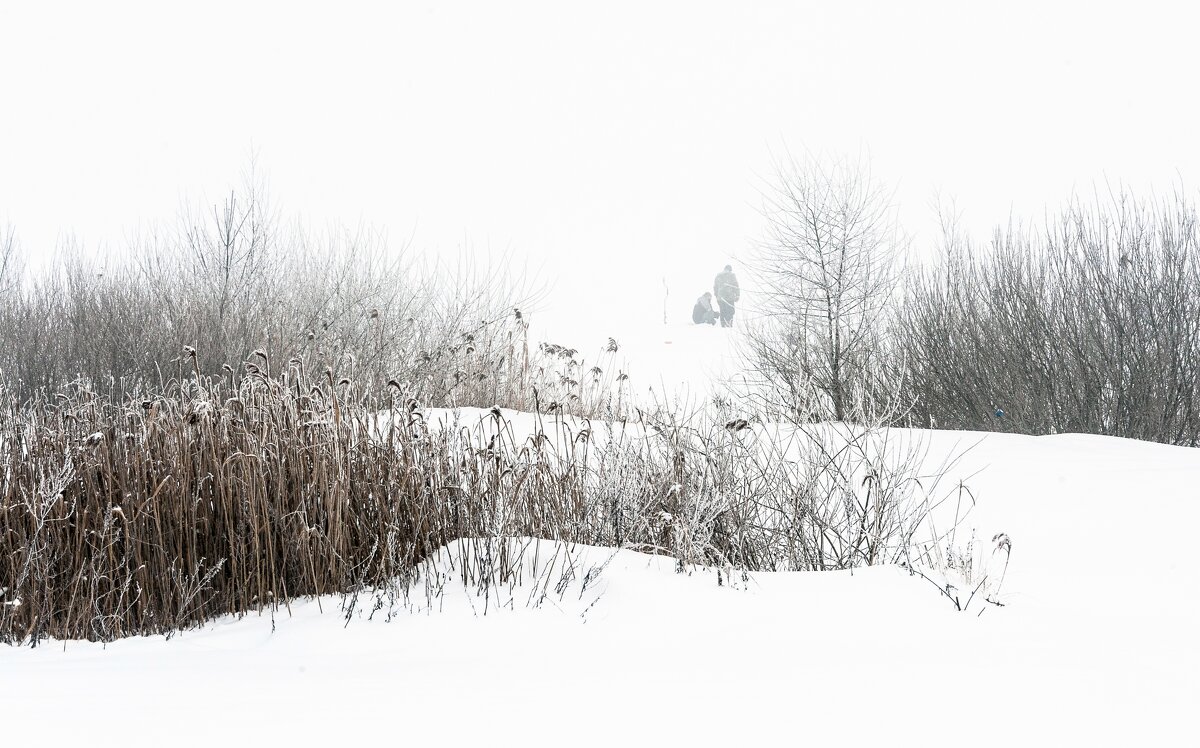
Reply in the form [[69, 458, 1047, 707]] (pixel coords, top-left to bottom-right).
[[714, 264, 740, 327], [692, 292, 718, 325]]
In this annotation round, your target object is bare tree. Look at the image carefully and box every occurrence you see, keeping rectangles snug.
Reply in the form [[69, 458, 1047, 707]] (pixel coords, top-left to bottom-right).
[[747, 152, 906, 422], [0, 225, 19, 297]]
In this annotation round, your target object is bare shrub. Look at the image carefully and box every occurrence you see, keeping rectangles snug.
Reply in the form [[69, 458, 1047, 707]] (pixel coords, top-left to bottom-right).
[[0, 180, 543, 410], [898, 190, 1200, 444]]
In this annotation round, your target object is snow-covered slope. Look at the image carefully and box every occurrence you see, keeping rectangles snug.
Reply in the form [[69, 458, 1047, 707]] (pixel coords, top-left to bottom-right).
[[2, 324, 1197, 746]]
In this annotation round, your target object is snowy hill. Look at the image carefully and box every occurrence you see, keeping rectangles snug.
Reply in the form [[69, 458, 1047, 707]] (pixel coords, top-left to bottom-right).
[[2, 324, 1198, 746]]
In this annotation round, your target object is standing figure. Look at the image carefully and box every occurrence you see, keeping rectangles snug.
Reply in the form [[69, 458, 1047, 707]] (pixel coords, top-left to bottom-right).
[[714, 264, 740, 327], [692, 291, 718, 325]]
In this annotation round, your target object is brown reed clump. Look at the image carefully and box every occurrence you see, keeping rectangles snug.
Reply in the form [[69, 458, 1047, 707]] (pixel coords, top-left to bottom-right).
[[0, 352, 645, 644], [0, 366, 477, 643]]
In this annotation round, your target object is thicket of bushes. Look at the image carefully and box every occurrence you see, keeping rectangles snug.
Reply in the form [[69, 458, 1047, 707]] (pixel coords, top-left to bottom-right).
[[6, 176, 1195, 444], [745, 160, 1200, 446], [0, 187, 631, 419], [897, 194, 1200, 444]]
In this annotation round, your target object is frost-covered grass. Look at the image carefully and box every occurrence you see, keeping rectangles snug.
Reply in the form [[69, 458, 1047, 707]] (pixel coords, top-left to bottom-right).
[[0, 354, 956, 642]]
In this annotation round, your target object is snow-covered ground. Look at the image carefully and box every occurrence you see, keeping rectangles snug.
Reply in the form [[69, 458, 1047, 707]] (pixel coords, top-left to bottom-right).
[[3, 322, 1198, 746]]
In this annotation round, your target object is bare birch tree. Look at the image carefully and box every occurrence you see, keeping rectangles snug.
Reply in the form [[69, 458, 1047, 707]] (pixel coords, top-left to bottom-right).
[[747, 153, 906, 422]]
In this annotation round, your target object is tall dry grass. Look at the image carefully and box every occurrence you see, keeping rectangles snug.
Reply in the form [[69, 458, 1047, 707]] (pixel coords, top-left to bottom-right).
[[1, 354, 956, 643], [0, 352, 614, 643]]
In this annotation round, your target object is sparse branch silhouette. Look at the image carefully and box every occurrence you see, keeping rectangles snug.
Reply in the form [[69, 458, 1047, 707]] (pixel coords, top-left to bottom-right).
[[745, 151, 907, 423]]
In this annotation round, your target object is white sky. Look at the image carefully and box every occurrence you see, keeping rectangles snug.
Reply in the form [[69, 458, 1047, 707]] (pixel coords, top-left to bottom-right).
[[2, 1, 1198, 339]]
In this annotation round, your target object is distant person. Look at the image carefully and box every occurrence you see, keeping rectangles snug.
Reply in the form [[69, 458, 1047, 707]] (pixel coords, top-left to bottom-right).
[[692, 292, 718, 325], [714, 264, 740, 327]]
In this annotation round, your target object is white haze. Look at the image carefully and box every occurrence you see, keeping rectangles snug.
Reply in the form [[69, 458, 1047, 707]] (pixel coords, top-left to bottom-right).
[[2, 1, 1198, 337]]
